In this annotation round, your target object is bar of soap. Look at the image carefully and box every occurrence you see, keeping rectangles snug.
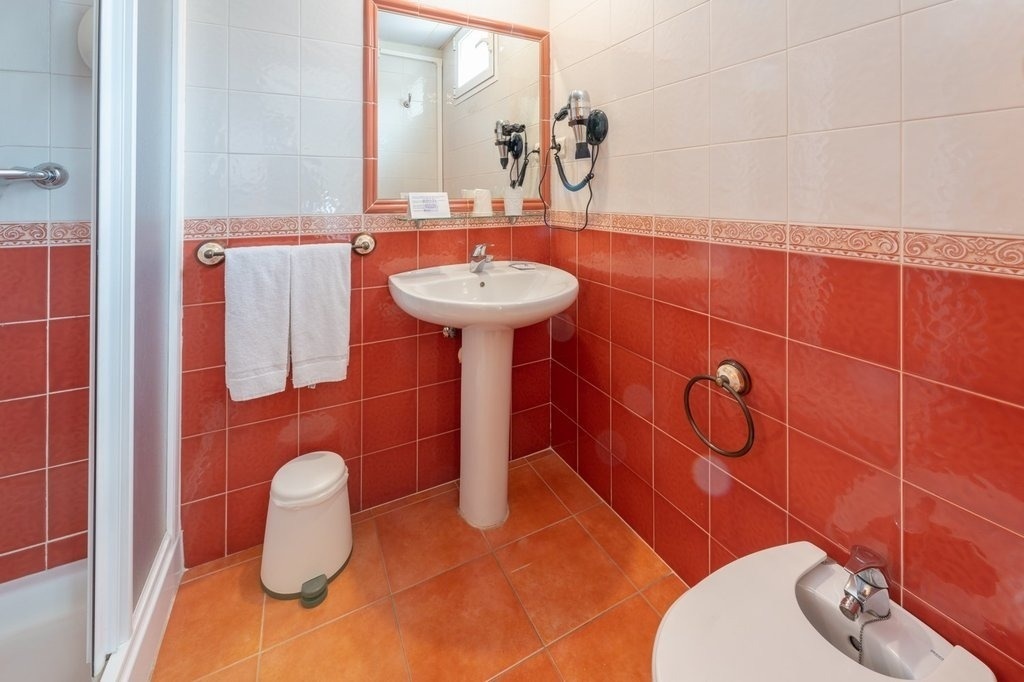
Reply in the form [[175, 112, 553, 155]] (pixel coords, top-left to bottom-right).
[[510, 262, 536, 270]]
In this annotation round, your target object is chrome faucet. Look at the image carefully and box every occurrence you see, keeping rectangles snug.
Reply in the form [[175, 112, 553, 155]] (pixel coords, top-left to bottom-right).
[[839, 545, 891, 621], [469, 243, 494, 273]]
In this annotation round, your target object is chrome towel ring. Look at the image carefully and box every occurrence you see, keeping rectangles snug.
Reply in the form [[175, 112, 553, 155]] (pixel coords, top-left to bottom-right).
[[683, 359, 755, 458]]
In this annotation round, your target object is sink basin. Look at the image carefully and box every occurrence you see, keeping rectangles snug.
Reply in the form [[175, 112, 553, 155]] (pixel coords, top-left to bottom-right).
[[653, 542, 994, 681], [388, 261, 578, 528], [387, 261, 578, 329]]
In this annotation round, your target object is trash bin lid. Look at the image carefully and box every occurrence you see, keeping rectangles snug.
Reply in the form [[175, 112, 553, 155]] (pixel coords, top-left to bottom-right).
[[271, 451, 348, 507]]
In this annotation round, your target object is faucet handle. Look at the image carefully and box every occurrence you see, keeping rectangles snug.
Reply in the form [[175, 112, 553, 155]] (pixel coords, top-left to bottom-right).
[[472, 243, 488, 257], [845, 545, 888, 576]]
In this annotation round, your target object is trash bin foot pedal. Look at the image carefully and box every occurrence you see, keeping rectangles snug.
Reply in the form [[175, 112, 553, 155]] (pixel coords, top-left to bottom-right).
[[300, 574, 328, 609]]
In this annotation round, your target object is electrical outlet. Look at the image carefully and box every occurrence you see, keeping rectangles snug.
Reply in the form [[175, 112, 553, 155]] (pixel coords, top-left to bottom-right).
[[555, 136, 566, 153]]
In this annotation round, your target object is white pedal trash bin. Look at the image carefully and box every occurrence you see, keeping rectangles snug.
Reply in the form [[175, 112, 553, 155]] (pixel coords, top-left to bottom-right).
[[260, 451, 353, 608]]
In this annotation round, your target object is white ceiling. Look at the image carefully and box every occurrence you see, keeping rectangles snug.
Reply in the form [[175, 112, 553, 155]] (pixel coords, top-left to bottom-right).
[[378, 11, 460, 50]]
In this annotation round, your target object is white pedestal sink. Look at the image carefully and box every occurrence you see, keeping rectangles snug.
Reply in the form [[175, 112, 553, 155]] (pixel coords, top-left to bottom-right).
[[389, 261, 578, 527]]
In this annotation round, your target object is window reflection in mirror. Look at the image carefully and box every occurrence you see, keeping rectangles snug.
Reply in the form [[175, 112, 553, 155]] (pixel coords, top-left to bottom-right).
[[375, 10, 541, 202]]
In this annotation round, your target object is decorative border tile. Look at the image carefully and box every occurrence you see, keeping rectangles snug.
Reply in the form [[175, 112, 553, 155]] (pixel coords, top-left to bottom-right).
[[654, 217, 710, 240], [228, 216, 299, 238], [49, 221, 92, 245], [177, 213, 1024, 279], [0, 222, 47, 247], [789, 224, 900, 262], [710, 220, 787, 249], [904, 232, 1024, 278], [300, 215, 363, 234], [184, 218, 228, 240]]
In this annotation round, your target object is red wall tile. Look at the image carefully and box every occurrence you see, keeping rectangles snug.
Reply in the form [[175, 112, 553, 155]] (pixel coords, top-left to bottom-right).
[[904, 485, 1024, 663], [419, 230, 467, 268], [362, 442, 417, 508], [577, 280, 610, 338], [0, 241, 93, 586], [0, 396, 46, 477], [226, 415, 299, 490], [362, 287, 418, 342], [652, 428, 709, 530], [611, 457, 653, 544], [653, 237, 709, 312], [468, 227, 511, 261], [609, 289, 652, 359], [708, 468, 787, 558], [510, 404, 549, 459], [709, 244, 786, 334], [652, 302, 708, 380], [511, 361, 550, 413], [0, 247, 47, 323], [904, 375, 1024, 536], [298, 402, 361, 460], [512, 321, 550, 366], [49, 246, 91, 318], [577, 330, 611, 394], [182, 303, 226, 371], [578, 431, 611, 503], [363, 337, 417, 398], [48, 461, 88, 538], [577, 229, 609, 284], [789, 254, 899, 368], [181, 430, 227, 504], [709, 318, 785, 420], [0, 322, 47, 401], [905, 267, 1024, 406], [48, 388, 89, 466], [511, 224, 551, 263], [654, 494, 709, 587], [0, 471, 46, 554], [417, 430, 460, 490], [709, 395, 786, 507], [363, 389, 416, 454], [609, 401, 652, 483], [298, 347, 362, 409], [181, 367, 227, 437], [789, 342, 899, 472], [610, 232, 652, 296], [226, 483, 271, 554], [418, 380, 460, 438], [609, 345, 652, 419], [788, 430, 900, 570]]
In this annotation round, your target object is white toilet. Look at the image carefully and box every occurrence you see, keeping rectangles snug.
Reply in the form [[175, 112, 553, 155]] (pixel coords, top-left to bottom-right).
[[260, 451, 353, 608]]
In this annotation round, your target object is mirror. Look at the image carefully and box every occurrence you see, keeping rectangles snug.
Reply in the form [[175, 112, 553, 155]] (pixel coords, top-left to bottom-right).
[[363, 0, 549, 213]]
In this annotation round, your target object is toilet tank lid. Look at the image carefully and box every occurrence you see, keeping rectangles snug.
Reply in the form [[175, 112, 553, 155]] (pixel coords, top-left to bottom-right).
[[272, 451, 348, 506]]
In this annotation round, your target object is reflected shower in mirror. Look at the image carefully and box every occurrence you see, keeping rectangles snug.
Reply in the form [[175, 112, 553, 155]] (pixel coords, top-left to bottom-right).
[[369, 4, 545, 211]]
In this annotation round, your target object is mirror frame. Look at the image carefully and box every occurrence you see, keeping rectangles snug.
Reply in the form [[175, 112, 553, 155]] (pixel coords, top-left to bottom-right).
[[363, 0, 550, 214]]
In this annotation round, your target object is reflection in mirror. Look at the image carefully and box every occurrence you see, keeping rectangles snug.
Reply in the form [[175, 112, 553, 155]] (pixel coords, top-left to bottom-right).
[[374, 10, 542, 205]]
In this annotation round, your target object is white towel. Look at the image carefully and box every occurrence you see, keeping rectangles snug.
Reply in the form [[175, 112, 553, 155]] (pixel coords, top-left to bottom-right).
[[224, 245, 291, 401], [290, 243, 352, 388]]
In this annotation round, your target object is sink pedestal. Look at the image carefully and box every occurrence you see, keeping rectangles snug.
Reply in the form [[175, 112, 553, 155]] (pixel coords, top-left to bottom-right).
[[458, 325, 513, 528]]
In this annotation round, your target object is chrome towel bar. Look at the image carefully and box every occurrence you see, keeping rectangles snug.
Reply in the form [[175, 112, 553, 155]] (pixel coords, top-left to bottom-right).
[[0, 163, 70, 189], [196, 232, 377, 266]]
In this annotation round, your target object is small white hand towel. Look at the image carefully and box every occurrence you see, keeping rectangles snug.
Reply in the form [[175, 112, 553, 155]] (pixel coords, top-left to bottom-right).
[[290, 243, 352, 388], [224, 245, 291, 401]]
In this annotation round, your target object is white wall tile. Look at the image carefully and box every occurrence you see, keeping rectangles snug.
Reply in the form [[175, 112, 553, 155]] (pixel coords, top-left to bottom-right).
[[0, 0, 50, 72], [300, 99, 362, 157], [229, 154, 299, 215], [50, 2, 90, 77], [551, 0, 609, 72], [610, 0, 653, 44], [187, 22, 228, 88], [710, 138, 786, 221], [228, 92, 299, 154], [300, 39, 360, 100], [649, 147, 709, 216], [903, 109, 1024, 234], [789, 124, 900, 227], [229, 0, 299, 35], [188, 0, 227, 24], [550, 0, 595, 30], [229, 28, 299, 94], [710, 52, 786, 144], [0, 146, 50, 222], [472, 0, 548, 30], [596, 153, 653, 214], [0, 72, 50, 146], [901, 0, 951, 12], [48, 146, 92, 221], [654, 76, 709, 149], [50, 75, 92, 149], [602, 30, 653, 102], [598, 92, 655, 157], [300, 0, 362, 45], [653, 3, 709, 86], [902, 0, 1024, 119], [185, 87, 228, 152], [299, 157, 362, 214], [788, 0, 899, 46], [654, 0, 706, 24], [789, 19, 900, 133], [710, 0, 786, 69], [184, 152, 229, 217]]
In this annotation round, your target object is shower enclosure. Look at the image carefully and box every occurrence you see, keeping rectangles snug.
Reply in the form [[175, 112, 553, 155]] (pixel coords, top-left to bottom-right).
[[1, 0, 182, 678]]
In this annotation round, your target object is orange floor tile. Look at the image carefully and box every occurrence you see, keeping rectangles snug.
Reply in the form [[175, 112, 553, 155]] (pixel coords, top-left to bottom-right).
[[153, 450, 688, 681]]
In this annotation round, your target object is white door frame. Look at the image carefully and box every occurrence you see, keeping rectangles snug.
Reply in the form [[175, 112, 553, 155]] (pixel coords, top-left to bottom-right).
[[92, 0, 137, 675]]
